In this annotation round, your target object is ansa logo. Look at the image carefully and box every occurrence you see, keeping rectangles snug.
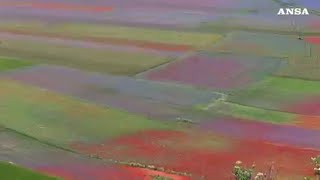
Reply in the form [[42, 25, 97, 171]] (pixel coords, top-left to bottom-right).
[[277, 8, 309, 15]]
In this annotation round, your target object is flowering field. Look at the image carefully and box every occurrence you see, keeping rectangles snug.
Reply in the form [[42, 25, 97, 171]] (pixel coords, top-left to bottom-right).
[[0, 0, 320, 179], [0, 34, 176, 76], [2, 65, 222, 121], [71, 128, 319, 179], [0, 80, 174, 146], [143, 53, 286, 90], [0, 129, 143, 180]]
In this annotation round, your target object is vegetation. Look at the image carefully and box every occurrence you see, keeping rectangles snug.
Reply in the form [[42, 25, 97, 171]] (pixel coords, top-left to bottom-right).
[[0, 39, 172, 75], [0, 21, 221, 47], [208, 31, 307, 58], [312, 156, 320, 179], [228, 77, 320, 111], [234, 156, 320, 180], [233, 77, 320, 97], [0, 57, 33, 72], [233, 161, 255, 180], [0, 80, 171, 145], [277, 56, 320, 81], [215, 102, 295, 124], [233, 161, 277, 180], [0, 161, 59, 180]]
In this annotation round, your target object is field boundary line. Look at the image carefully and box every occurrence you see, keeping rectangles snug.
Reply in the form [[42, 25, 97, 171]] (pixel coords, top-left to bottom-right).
[[200, 24, 320, 35], [224, 101, 296, 114], [273, 74, 320, 82], [134, 51, 197, 78], [222, 101, 320, 118]]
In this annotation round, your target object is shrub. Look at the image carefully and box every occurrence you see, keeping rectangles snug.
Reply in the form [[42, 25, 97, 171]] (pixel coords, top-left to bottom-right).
[[233, 161, 277, 180], [233, 161, 255, 180], [233, 156, 320, 180], [150, 175, 173, 180], [311, 156, 320, 179]]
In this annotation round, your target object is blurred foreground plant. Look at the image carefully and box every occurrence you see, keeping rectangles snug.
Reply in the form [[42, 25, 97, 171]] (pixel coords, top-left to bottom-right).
[[233, 161, 276, 180], [151, 175, 173, 180], [311, 156, 320, 180], [232, 161, 255, 180]]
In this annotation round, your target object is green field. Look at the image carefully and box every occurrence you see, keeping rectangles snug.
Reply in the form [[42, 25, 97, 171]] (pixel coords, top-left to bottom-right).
[[229, 76, 320, 109], [0, 162, 59, 180], [0, 80, 172, 146], [0, 57, 33, 72], [276, 54, 320, 80], [214, 102, 296, 124], [0, 39, 172, 75], [211, 31, 307, 57], [0, 21, 222, 48]]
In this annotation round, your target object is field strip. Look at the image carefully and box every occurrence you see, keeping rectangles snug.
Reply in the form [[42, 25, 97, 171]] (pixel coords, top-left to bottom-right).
[[274, 74, 320, 82], [0, 2, 113, 12], [2, 127, 192, 178], [204, 101, 320, 127], [0, 22, 222, 47], [0, 38, 175, 76], [0, 29, 196, 52], [213, 101, 304, 116], [203, 49, 290, 60], [264, 141, 320, 152], [5, 124, 320, 179], [0, 31, 183, 57], [199, 24, 320, 35], [0, 57, 38, 77]]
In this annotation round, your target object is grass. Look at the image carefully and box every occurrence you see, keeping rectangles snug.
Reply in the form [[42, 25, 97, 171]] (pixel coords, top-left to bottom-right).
[[214, 102, 296, 124], [0, 39, 172, 75], [210, 31, 306, 57], [264, 77, 320, 94], [276, 54, 320, 81], [0, 21, 222, 48], [229, 76, 320, 109], [0, 162, 59, 180], [0, 80, 172, 146], [0, 57, 33, 72]]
